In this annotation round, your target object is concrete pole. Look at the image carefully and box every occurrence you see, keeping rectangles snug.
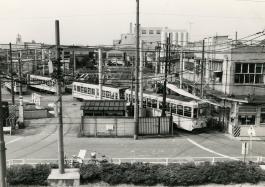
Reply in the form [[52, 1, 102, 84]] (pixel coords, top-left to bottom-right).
[[98, 48, 103, 100], [139, 40, 143, 117], [55, 20, 65, 174], [0, 69, 7, 187]]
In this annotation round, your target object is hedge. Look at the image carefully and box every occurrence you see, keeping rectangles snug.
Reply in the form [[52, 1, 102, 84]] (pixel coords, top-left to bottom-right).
[[80, 161, 265, 186], [6, 161, 265, 186], [7, 164, 52, 186]]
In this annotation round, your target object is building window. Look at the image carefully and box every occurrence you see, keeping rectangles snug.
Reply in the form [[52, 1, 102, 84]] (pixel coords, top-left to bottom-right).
[[261, 113, 265, 124], [156, 30, 161, 34], [142, 30, 146, 34], [234, 63, 264, 84], [238, 115, 255, 125], [261, 108, 265, 124], [149, 30, 154, 34]]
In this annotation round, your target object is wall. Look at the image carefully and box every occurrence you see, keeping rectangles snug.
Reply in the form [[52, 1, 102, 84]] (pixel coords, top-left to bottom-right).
[[81, 117, 135, 137], [16, 109, 48, 119]]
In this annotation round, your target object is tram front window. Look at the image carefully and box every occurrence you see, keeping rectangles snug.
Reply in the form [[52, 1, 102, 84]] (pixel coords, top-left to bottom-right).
[[193, 108, 198, 118]]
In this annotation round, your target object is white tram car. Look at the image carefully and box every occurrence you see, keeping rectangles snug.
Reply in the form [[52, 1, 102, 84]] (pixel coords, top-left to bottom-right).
[[27, 74, 65, 93], [72, 81, 128, 100], [4, 81, 27, 93], [125, 89, 207, 131]]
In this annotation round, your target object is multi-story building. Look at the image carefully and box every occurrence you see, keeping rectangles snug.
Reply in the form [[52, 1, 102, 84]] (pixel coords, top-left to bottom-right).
[[178, 35, 265, 137]]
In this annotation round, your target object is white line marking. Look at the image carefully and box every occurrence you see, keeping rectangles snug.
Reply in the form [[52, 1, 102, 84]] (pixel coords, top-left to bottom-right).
[[6, 137, 23, 145], [187, 138, 239, 161]]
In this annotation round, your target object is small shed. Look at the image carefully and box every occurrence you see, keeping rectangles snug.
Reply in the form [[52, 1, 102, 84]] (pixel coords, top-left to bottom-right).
[[81, 100, 126, 117]]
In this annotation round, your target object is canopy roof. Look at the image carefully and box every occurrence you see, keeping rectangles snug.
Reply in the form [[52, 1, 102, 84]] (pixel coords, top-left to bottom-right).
[[81, 100, 126, 111]]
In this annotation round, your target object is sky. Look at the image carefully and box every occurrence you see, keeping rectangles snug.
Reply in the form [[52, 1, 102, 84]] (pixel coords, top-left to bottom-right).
[[1, 0, 265, 45]]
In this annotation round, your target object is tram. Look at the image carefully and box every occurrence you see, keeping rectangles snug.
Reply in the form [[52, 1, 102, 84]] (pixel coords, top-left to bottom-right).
[[72, 81, 128, 100], [125, 89, 207, 131], [27, 74, 65, 93], [4, 81, 27, 94], [4, 76, 27, 94]]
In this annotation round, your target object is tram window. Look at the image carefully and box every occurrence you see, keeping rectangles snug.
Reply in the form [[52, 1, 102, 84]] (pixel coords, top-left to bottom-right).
[[166, 103, 170, 111], [115, 93, 118, 99], [177, 105, 183, 115], [127, 94, 131, 102], [147, 98, 152, 107], [96, 89, 99, 96], [102, 91, 106, 97], [184, 106, 192, 117], [193, 108, 198, 118], [77, 86, 81, 92], [171, 104, 176, 114], [132, 96, 135, 103], [159, 102, 163, 109], [92, 89, 95, 95], [81, 87, 85, 93], [143, 98, 146, 108], [74, 85, 76, 91], [106, 91, 111, 98], [84, 87, 88, 93], [152, 99, 157, 108], [88, 88, 91, 94], [111, 93, 115, 99]]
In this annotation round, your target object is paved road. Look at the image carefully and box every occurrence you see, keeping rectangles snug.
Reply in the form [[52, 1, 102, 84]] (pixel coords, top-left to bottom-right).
[[2, 89, 265, 162]]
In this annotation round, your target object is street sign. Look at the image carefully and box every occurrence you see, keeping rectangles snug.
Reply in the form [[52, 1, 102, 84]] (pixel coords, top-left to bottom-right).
[[248, 125, 256, 137], [241, 142, 249, 155]]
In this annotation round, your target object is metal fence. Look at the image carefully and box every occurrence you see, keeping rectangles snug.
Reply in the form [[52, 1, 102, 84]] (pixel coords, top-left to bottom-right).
[[6, 156, 265, 167]]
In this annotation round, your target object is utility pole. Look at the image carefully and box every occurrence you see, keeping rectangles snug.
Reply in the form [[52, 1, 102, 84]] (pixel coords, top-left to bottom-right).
[[98, 48, 103, 100], [34, 49, 37, 74], [235, 31, 238, 45], [200, 39, 205, 98], [55, 20, 65, 174], [162, 35, 170, 117], [130, 57, 134, 116], [18, 51, 23, 96], [179, 47, 183, 89], [72, 50, 76, 77], [134, 0, 140, 140], [139, 40, 143, 117], [9, 43, 15, 105], [0, 71, 7, 187]]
